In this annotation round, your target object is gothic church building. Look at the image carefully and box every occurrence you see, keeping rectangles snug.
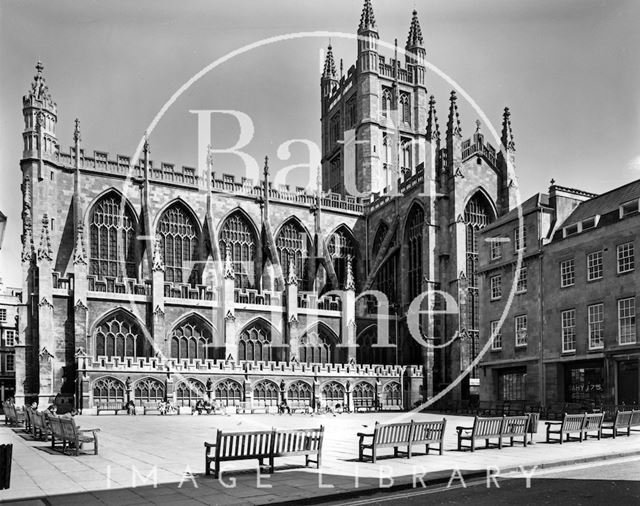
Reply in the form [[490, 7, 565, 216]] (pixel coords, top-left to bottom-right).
[[15, 1, 516, 412]]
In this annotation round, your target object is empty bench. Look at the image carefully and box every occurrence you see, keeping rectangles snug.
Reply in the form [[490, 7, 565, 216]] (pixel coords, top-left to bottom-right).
[[457, 415, 529, 451], [546, 412, 604, 443], [204, 426, 324, 478], [602, 410, 633, 438], [358, 419, 447, 463], [96, 402, 125, 415]]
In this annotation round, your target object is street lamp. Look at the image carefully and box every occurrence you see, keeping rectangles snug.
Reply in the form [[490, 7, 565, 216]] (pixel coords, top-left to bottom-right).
[[0, 211, 6, 250]]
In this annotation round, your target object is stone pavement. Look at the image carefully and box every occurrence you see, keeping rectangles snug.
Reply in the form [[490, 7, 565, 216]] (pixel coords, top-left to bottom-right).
[[1, 411, 639, 505]]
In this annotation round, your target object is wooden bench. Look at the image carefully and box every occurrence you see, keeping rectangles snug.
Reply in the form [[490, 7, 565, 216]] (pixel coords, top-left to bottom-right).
[[60, 417, 100, 455], [48, 416, 66, 451], [96, 401, 125, 415], [32, 411, 49, 440], [546, 413, 585, 443], [3, 404, 25, 427], [142, 402, 162, 415], [582, 412, 604, 440], [602, 410, 633, 438], [457, 416, 527, 451], [501, 415, 530, 447], [272, 427, 324, 470], [353, 398, 377, 412], [204, 426, 324, 478], [630, 410, 640, 432], [358, 419, 447, 462]]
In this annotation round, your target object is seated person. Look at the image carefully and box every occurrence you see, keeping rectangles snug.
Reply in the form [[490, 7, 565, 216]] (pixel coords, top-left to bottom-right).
[[195, 399, 205, 415], [158, 400, 168, 415], [126, 400, 136, 415], [278, 400, 291, 415]]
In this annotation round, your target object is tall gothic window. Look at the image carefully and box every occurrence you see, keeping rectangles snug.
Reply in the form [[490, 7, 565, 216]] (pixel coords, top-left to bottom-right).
[[170, 317, 214, 361], [276, 219, 311, 290], [299, 326, 337, 365], [157, 203, 200, 285], [357, 325, 385, 365], [464, 192, 495, 378], [400, 92, 411, 124], [406, 204, 424, 301], [219, 211, 258, 288], [327, 226, 356, 288], [89, 193, 137, 279], [94, 310, 150, 360], [238, 320, 272, 362], [381, 88, 393, 118], [401, 139, 412, 173], [373, 222, 397, 302]]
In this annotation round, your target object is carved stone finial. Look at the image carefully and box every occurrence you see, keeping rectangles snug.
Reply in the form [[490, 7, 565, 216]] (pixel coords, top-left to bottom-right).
[[406, 9, 424, 49], [322, 44, 337, 79], [358, 0, 377, 32], [73, 221, 87, 265], [285, 257, 298, 286], [501, 107, 516, 152], [73, 118, 81, 144], [475, 119, 481, 133], [223, 243, 235, 280], [426, 95, 440, 142], [345, 254, 356, 291], [37, 214, 53, 262], [447, 90, 462, 138], [152, 234, 165, 272]]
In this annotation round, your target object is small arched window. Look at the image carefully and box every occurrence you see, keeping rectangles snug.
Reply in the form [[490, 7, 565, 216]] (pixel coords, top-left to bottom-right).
[[400, 92, 411, 124], [276, 219, 311, 290]]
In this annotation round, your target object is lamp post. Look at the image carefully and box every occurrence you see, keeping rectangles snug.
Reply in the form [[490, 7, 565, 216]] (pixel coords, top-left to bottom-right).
[[0, 211, 6, 251]]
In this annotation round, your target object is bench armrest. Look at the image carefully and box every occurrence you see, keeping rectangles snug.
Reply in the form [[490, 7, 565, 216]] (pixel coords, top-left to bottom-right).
[[545, 421, 562, 426], [356, 432, 373, 438], [456, 425, 472, 434], [79, 428, 100, 433], [204, 442, 217, 448]]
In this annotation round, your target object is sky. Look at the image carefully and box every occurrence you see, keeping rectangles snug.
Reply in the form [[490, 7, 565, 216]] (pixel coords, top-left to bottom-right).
[[0, 0, 639, 287]]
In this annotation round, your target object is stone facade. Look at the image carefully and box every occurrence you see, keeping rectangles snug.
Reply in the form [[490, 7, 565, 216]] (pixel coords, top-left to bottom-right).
[[479, 182, 640, 407], [15, 1, 517, 412], [0, 279, 20, 403]]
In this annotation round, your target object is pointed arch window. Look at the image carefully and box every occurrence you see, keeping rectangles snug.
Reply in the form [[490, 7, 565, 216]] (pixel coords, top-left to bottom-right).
[[400, 92, 411, 124], [238, 320, 272, 362], [287, 381, 312, 407], [89, 193, 137, 279], [299, 328, 337, 365], [94, 311, 149, 360], [381, 88, 393, 118], [373, 223, 397, 302], [327, 227, 356, 288], [406, 205, 424, 301], [276, 220, 311, 290], [357, 326, 385, 365], [401, 139, 413, 174], [169, 317, 214, 361], [175, 378, 205, 407], [92, 377, 125, 404], [215, 379, 243, 406], [157, 203, 200, 285], [219, 212, 258, 288], [253, 380, 279, 407], [464, 192, 495, 378], [134, 378, 165, 405]]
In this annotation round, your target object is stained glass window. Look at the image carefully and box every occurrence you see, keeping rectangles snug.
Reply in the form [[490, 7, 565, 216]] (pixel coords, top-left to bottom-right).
[[276, 220, 310, 290], [157, 203, 200, 285], [219, 211, 257, 288]]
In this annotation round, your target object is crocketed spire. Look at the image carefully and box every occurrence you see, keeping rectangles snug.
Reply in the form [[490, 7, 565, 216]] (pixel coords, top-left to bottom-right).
[[322, 44, 337, 79], [344, 255, 356, 291], [426, 95, 440, 142], [24, 61, 56, 111], [501, 107, 516, 152], [152, 234, 165, 272], [406, 10, 424, 49], [37, 214, 53, 262], [224, 243, 235, 280], [447, 90, 462, 137], [359, 0, 377, 32]]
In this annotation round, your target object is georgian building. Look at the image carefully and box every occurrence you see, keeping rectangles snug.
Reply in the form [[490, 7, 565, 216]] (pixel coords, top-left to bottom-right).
[[479, 181, 640, 407], [15, 0, 517, 412], [0, 279, 21, 403]]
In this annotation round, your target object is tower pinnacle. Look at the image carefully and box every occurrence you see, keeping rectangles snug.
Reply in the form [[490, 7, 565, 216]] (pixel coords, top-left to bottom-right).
[[358, 0, 377, 33], [501, 107, 516, 152], [427, 96, 440, 142], [322, 44, 337, 79], [406, 10, 424, 49], [447, 91, 462, 138]]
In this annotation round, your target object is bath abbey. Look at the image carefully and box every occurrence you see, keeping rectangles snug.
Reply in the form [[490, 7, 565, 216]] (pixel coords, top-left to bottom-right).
[[13, 0, 517, 413]]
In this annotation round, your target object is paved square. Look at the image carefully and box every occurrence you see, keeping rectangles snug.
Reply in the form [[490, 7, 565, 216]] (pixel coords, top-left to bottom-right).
[[1, 411, 640, 504]]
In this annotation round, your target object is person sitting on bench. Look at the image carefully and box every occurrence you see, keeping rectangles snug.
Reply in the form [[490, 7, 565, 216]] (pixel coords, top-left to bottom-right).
[[278, 400, 291, 415]]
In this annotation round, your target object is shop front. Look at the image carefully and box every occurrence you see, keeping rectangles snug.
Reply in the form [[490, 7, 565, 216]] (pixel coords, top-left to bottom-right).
[[564, 360, 605, 407], [616, 356, 639, 406]]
